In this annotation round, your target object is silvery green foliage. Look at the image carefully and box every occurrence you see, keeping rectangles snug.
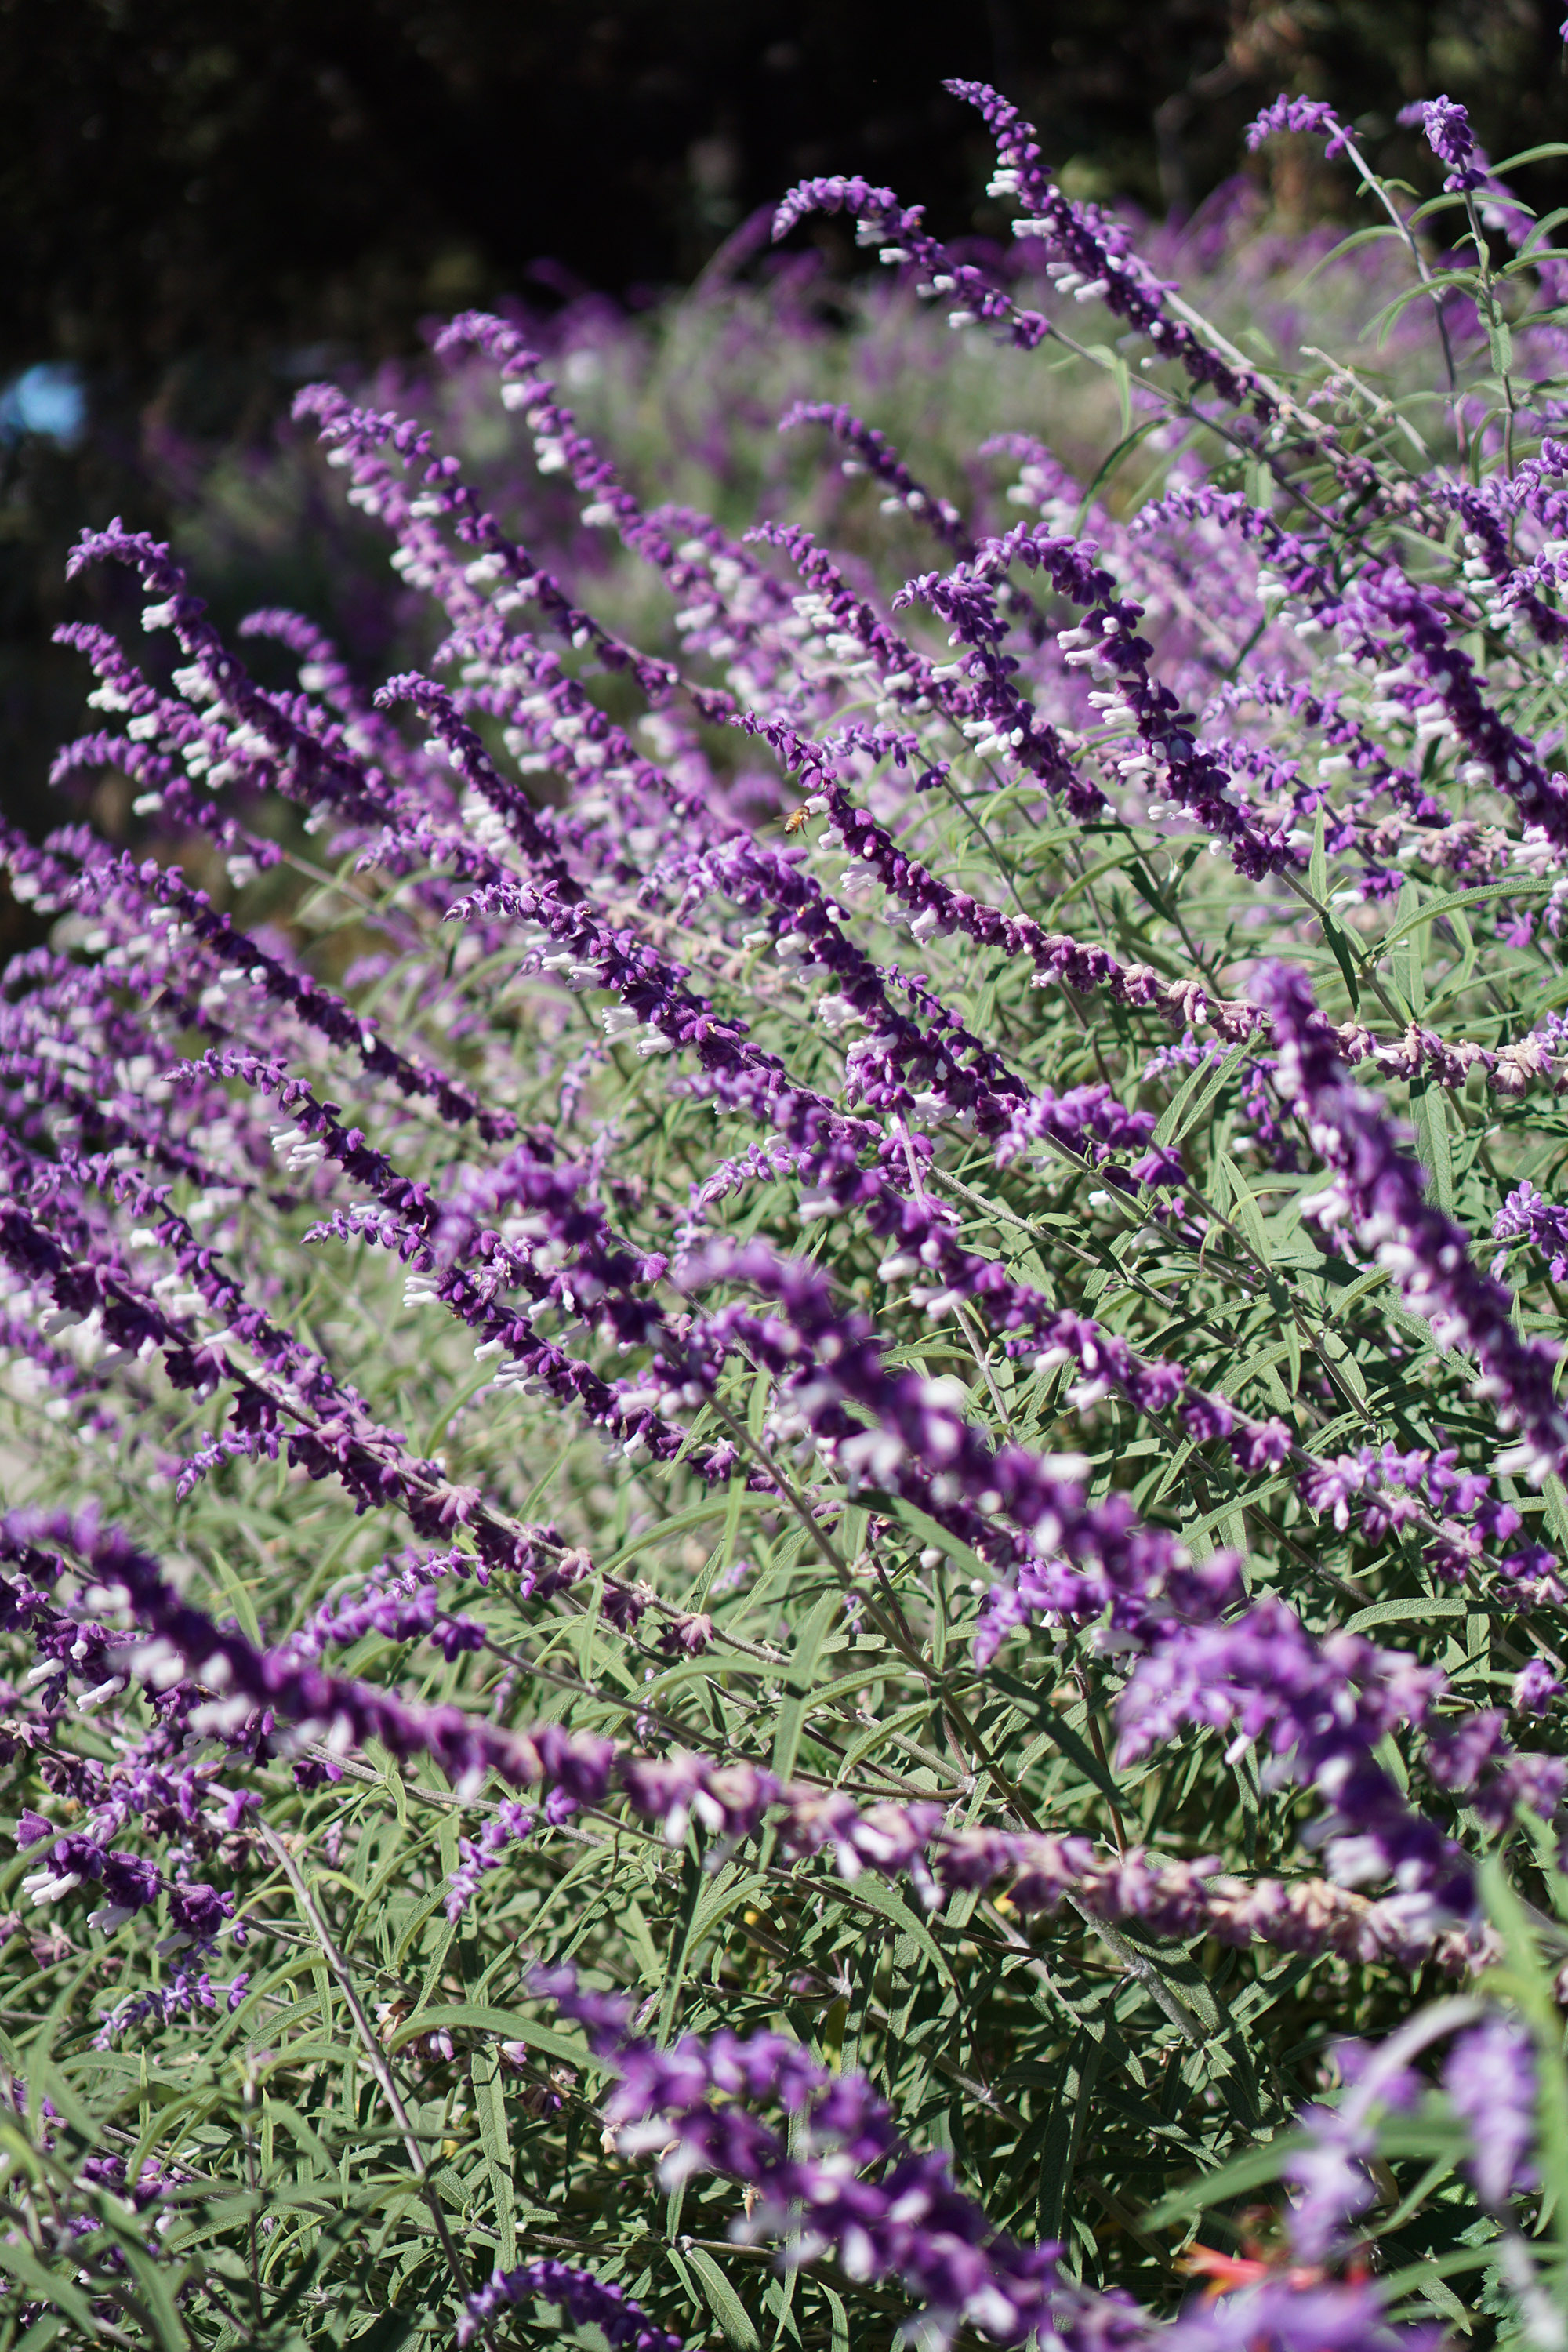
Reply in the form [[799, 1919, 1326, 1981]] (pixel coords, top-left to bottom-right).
[[8, 73, 1568, 2352]]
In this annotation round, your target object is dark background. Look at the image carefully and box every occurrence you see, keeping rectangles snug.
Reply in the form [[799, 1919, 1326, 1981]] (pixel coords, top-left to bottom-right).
[[3, 0, 1565, 841]]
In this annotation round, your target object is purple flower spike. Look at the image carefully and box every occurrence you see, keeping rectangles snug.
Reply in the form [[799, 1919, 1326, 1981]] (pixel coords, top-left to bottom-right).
[[456, 2259, 684, 2352], [1444, 2016, 1537, 2206], [1417, 96, 1486, 193], [1245, 96, 1354, 161], [537, 1965, 1063, 2348], [1117, 1595, 1474, 1923], [1257, 964, 1568, 1485]]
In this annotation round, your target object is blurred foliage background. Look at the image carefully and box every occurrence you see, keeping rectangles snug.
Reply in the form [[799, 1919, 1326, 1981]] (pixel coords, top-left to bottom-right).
[[3, 0, 1566, 856]]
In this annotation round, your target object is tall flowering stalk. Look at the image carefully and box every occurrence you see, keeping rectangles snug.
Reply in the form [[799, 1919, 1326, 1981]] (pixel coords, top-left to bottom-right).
[[7, 70, 1568, 2352]]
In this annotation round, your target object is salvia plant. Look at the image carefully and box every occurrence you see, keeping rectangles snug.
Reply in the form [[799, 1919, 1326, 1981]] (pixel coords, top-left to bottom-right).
[[16, 62, 1568, 2352]]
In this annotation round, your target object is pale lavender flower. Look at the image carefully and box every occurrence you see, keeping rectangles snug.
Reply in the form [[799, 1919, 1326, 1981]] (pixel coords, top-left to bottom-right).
[[1444, 2016, 1537, 2206], [1513, 1657, 1563, 1715], [1163, 2279, 1432, 2352]]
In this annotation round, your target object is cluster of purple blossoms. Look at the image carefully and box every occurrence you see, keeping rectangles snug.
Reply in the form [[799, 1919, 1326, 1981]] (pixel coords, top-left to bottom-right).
[[1257, 965, 1568, 1484], [539, 1966, 1068, 2347], [1116, 1597, 1474, 1927], [1410, 97, 1487, 194], [1492, 1178, 1568, 1284], [1246, 97, 1356, 163], [456, 2259, 684, 2352]]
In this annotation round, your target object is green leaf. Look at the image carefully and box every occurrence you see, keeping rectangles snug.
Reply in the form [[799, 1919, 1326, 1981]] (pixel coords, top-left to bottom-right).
[[1083, 343, 1134, 440], [681, 2244, 762, 2348], [1483, 1849, 1568, 2273], [881, 1495, 991, 1585], [349, 2310, 418, 2352], [1217, 1152, 1270, 1266], [601, 1492, 770, 1577], [843, 1871, 953, 1986], [770, 1588, 841, 1785], [1314, 892, 1363, 1014], [1377, 877, 1554, 952], [1544, 1474, 1568, 1552], [1289, 223, 1406, 296], [1410, 1075, 1454, 1216], [1141, 2132, 1303, 2228], [839, 1697, 936, 1777], [989, 1668, 1125, 1814], [117, 2242, 192, 2352], [1388, 878, 1425, 1018], [1343, 1595, 1472, 1635], [1492, 142, 1568, 172], [471, 2043, 516, 2269], [821, 2281, 851, 2352], [1074, 414, 1167, 523], [1036, 2024, 1106, 2242], [0, 2243, 103, 2335], [1153, 1042, 1248, 1151], [387, 2004, 604, 2076]]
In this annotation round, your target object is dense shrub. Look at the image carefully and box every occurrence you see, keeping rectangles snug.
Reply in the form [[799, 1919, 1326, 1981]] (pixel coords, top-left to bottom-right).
[[9, 70, 1568, 2352]]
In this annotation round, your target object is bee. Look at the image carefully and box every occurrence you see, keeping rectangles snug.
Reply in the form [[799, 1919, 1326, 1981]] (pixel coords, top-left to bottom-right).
[[783, 804, 811, 835]]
